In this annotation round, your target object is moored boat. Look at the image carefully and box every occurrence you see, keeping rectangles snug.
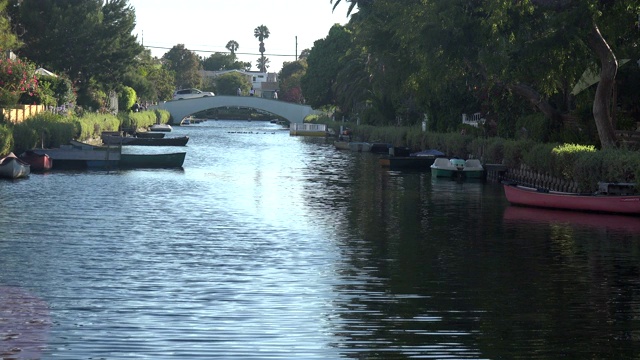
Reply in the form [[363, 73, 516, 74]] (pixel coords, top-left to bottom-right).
[[431, 157, 485, 179], [101, 133, 189, 146], [380, 149, 445, 171], [149, 123, 173, 132], [30, 141, 121, 169], [348, 142, 372, 152], [0, 152, 30, 179], [19, 150, 52, 171], [502, 181, 640, 215], [135, 131, 165, 139], [119, 152, 186, 168]]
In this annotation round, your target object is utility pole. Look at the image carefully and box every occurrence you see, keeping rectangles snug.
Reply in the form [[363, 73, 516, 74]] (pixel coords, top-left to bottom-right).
[[295, 36, 298, 60]]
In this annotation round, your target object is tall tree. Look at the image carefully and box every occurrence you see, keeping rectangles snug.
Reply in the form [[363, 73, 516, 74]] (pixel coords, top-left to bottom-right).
[[301, 24, 352, 108], [162, 44, 201, 89], [124, 48, 174, 102], [202, 52, 247, 71], [11, 0, 143, 91], [0, 0, 21, 51], [255, 56, 270, 72], [279, 59, 307, 103], [253, 24, 270, 72], [225, 40, 239, 56]]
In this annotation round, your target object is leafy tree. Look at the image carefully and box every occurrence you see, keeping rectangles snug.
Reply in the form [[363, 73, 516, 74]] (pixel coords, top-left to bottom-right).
[[301, 24, 352, 108], [253, 24, 270, 72], [0, 0, 21, 50], [214, 71, 251, 96], [299, 49, 311, 60], [123, 49, 174, 103], [11, 0, 143, 98], [203, 52, 243, 71], [279, 59, 307, 103], [162, 44, 201, 89]]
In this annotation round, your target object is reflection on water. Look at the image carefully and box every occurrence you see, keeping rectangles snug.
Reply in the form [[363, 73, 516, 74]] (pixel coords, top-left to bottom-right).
[[1, 120, 639, 359]]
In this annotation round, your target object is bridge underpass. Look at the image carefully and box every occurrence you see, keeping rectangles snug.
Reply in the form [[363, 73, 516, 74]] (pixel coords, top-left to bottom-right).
[[151, 96, 322, 125]]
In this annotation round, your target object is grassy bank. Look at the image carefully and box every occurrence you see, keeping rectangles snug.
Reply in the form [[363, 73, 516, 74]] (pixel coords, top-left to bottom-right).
[[0, 109, 170, 155]]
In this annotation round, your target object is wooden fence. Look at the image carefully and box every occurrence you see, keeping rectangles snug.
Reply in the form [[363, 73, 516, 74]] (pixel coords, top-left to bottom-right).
[[2, 104, 45, 124]]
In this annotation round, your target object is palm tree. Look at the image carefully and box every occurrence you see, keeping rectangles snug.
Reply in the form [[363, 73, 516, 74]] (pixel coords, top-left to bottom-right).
[[330, 0, 371, 16], [253, 25, 270, 72], [225, 40, 239, 57], [256, 57, 270, 72]]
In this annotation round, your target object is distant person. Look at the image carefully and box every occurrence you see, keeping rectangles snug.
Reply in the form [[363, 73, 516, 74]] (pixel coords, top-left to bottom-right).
[[273, 91, 278, 100], [249, 87, 255, 96], [237, 87, 242, 96]]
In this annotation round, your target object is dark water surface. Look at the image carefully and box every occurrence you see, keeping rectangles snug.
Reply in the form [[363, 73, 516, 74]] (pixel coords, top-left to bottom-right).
[[1, 120, 640, 359]]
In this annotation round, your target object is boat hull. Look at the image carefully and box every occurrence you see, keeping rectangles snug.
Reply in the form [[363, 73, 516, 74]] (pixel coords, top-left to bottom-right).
[[102, 135, 189, 146], [0, 153, 30, 179], [135, 132, 165, 139], [431, 158, 485, 179], [380, 156, 436, 170], [119, 152, 186, 168], [19, 151, 52, 171], [503, 183, 640, 215], [333, 141, 350, 150], [31, 143, 120, 169], [149, 124, 172, 132]]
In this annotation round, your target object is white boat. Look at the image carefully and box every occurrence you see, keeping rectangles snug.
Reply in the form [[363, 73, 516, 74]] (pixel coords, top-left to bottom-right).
[[0, 152, 30, 179], [430, 158, 485, 179], [150, 124, 173, 132]]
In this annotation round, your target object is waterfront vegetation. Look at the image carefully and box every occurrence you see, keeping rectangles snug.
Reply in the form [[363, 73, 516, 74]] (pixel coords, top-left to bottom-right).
[[318, 117, 640, 192], [1, 109, 170, 154]]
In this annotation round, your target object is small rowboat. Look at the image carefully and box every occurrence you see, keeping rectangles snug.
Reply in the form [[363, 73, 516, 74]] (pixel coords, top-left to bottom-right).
[[19, 150, 53, 171], [503, 182, 640, 215], [0, 152, 31, 179]]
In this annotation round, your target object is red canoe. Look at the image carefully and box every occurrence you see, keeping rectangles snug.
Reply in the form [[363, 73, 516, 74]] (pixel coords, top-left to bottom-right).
[[19, 150, 53, 171], [503, 182, 640, 215]]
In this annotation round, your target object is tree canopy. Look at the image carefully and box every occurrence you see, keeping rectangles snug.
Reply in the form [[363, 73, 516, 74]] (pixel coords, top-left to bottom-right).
[[162, 44, 201, 90], [307, 0, 640, 147], [11, 0, 143, 90]]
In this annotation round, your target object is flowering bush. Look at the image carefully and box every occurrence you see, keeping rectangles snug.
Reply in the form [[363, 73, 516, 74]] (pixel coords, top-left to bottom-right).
[[0, 57, 38, 108]]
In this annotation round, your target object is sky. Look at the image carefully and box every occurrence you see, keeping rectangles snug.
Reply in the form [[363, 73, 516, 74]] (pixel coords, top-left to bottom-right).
[[128, 0, 353, 72]]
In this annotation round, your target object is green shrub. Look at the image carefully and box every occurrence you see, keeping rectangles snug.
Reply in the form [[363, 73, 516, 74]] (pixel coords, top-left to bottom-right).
[[118, 86, 137, 112], [75, 113, 120, 140], [0, 124, 13, 155], [12, 112, 77, 154], [551, 143, 596, 179]]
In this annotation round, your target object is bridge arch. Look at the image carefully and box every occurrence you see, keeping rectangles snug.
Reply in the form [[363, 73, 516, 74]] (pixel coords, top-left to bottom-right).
[[151, 96, 321, 124]]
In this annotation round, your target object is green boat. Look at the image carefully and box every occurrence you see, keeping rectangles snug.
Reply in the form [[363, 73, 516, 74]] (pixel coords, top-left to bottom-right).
[[430, 157, 485, 179], [119, 152, 186, 168]]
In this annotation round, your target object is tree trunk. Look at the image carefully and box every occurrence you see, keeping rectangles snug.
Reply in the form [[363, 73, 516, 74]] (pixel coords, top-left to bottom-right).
[[508, 83, 565, 140], [587, 22, 618, 149]]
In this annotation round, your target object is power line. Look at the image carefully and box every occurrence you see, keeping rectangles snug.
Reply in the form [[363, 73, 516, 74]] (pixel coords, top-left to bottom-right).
[[144, 45, 296, 58]]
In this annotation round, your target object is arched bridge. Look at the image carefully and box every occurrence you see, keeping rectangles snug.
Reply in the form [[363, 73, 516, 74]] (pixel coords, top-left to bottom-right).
[[152, 96, 322, 124]]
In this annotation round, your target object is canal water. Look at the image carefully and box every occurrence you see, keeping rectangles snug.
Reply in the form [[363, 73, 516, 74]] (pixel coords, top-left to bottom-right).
[[1, 120, 640, 359]]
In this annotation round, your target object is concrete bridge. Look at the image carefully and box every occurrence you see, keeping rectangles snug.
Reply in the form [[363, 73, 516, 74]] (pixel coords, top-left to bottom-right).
[[151, 96, 322, 124]]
